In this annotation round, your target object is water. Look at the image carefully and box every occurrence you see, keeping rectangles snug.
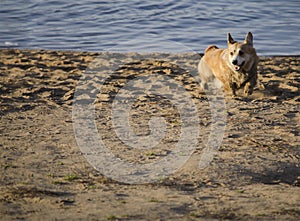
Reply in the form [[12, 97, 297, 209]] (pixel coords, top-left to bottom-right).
[[0, 0, 299, 55]]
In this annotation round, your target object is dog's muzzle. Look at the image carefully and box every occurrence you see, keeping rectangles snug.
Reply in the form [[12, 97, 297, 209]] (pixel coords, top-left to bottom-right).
[[232, 60, 245, 71]]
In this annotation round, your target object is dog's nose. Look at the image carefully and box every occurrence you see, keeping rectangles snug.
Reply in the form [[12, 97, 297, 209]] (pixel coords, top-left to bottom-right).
[[232, 60, 238, 65]]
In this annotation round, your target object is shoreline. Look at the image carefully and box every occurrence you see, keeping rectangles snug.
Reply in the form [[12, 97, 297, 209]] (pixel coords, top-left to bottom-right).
[[2, 47, 300, 57], [0, 48, 299, 220]]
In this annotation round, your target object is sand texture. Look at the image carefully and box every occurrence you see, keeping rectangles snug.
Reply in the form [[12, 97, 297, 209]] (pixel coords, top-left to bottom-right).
[[0, 49, 299, 220]]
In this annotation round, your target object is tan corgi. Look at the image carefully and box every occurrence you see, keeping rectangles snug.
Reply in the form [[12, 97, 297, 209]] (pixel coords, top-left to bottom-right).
[[198, 32, 259, 96]]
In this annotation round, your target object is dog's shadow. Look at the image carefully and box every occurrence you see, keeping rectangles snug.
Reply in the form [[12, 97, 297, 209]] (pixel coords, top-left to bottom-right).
[[243, 162, 300, 186], [233, 76, 299, 103], [248, 58, 300, 102]]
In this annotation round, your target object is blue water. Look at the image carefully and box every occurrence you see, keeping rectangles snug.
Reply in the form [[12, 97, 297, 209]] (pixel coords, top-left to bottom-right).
[[0, 0, 299, 55]]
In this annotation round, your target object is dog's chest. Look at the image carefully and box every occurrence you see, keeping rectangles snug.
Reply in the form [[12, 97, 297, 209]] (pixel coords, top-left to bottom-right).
[[230, 71, 250, 87]]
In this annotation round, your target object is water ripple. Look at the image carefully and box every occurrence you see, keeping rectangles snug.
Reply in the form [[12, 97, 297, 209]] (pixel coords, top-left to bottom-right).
[[0, 0, 299, 55]]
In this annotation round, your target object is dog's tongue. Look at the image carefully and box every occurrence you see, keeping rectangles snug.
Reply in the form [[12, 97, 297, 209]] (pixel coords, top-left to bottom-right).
[[234, 65, 240, 71]]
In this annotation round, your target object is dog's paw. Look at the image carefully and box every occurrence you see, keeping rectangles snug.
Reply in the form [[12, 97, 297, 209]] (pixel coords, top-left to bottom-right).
[[244, 89, 253, 96], [257, 79, 265, 90], [244, 83, 254, 96], [230, 88, 237, 97], [200, 82, 209, 92]]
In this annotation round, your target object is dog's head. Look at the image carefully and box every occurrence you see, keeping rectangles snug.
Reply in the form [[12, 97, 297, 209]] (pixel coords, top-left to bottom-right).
[[227, 32, 256, 72]]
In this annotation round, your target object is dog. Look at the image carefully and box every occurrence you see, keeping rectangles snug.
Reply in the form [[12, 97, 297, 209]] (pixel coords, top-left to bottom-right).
[[198, 32, 259, 96]]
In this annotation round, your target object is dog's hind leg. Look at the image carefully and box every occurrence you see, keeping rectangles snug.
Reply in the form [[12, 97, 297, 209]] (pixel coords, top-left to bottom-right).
[[198, 58, 215, 92]]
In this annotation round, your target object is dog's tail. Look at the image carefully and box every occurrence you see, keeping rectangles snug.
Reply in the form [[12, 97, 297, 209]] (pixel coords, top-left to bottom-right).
[[204, 45, 219, 54]]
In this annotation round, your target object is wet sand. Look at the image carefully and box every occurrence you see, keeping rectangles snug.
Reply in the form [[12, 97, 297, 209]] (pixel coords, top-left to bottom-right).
[[0, 49, 299, 220]]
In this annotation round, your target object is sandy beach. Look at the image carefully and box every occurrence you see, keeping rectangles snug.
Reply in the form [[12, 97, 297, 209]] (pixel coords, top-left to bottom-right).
[[0, 49, 299, 220]]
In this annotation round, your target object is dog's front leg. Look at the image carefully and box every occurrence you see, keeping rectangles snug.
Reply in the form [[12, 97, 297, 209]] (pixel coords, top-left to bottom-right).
[[244, 82, 252, 95], [229, 82, 237, 97], [244, 74, 257, 95]]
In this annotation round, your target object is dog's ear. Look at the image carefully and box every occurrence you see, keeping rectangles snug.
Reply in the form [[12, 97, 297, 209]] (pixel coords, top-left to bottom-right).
[[228, 33, 236, 45], [244, 32, 253, 46]]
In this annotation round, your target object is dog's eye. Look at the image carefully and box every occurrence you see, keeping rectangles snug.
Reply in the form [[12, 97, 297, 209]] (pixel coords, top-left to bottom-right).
[[230, 52, 234, 56], [239, 51, 244, 56]]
